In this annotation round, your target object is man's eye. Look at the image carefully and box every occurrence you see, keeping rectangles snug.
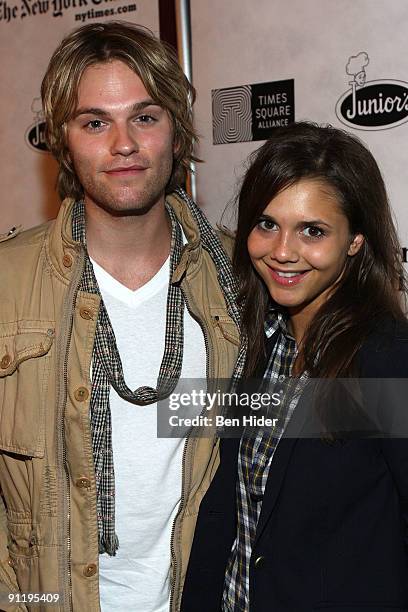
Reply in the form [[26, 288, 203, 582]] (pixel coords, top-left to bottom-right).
[[86, 119, 105, 130], [302, 226, 324, 238], [136, 114, 157, 123]]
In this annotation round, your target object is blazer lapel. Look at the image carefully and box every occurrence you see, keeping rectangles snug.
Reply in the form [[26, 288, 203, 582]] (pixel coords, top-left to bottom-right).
[[250, 322, 311, 547], [253, 437, 297, 547], [253, 384, 311, 547]]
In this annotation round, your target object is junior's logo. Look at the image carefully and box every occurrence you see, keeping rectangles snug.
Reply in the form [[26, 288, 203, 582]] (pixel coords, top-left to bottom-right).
[[335, 52, 408, 131], [25, 98, 49, 153]]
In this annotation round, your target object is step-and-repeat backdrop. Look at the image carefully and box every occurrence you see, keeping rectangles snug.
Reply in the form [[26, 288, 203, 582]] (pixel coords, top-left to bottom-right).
[[190, 0, 408, 270], [0, 1, 159, 231]]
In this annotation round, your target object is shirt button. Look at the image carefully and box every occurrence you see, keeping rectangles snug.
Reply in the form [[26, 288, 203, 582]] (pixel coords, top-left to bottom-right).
[[0, 354, 12, 369], [278, 375, 285, 382], [83, 563, 97, 577], [74, 387, 89, 402], [80, 307, 94, 320], [254, 555, 265, 568], [62, 254, 73, 268], [76, 477, 91, 489]]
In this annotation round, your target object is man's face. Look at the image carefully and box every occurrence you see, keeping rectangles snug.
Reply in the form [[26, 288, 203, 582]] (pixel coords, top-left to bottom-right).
[[66, 60, 175, 215]]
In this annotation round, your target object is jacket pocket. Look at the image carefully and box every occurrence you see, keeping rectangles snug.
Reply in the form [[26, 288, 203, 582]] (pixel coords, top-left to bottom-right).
[[7, 517, 43, 605], [210, 310, 240, 346], [7, 519, 39, 561], [0, 322, 54, 458]]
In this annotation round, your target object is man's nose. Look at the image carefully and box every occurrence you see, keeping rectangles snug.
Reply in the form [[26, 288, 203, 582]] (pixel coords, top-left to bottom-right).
[[110, 123, 138, 156]]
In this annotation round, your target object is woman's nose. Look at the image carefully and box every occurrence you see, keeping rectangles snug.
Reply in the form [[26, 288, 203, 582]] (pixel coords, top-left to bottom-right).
[[269, 231, 299, 263]]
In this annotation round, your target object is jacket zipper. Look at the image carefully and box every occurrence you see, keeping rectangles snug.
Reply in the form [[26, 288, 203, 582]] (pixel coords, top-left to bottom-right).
[[55, 248, 86, 611], [169, 283, 213, 612], [168, 434, 195, 612]]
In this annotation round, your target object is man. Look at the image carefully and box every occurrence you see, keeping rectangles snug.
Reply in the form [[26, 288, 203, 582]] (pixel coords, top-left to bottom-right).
[[0, 22, 243, 612]]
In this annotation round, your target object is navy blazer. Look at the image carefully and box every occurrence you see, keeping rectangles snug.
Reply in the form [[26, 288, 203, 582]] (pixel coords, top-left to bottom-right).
[[182, 317, 408, 612]]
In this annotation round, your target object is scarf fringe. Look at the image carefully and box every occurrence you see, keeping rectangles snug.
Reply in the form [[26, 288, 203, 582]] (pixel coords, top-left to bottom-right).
[[99, 533, 119, 556]]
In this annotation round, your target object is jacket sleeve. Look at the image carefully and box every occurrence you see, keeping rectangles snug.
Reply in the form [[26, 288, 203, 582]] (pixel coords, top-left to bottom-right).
[[360, 324, 408, 556], [0, 492, 27, 612], [381, 438, 408, 554], [181, 438, 239, 612]]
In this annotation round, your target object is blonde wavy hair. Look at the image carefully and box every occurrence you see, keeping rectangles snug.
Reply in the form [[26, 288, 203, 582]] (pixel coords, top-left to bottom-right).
[[41, 21, 198, 200]]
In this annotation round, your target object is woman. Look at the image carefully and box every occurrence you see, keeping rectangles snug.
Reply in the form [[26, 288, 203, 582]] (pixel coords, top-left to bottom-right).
[[182, 122, 408, 612]]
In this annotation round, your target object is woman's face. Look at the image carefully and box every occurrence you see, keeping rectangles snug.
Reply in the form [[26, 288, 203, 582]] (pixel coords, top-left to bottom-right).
[[247, 179, 364, 328]]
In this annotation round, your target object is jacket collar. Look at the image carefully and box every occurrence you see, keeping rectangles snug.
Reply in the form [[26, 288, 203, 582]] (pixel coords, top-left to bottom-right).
[[47, 198, 81, 281], [165, 192, 202, 284], [165, 192, 201, 249], [46, 193, 202, 283]]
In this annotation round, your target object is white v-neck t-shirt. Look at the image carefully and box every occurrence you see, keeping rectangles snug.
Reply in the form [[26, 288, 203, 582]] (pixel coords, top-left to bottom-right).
[[93, 255, 206, 612]]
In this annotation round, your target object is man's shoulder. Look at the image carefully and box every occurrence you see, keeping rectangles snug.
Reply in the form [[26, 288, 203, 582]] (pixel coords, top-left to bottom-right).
[[0, 220, 53, 288], [216, 227, 235, 261], [0, 219, 52, 256], [167, 189, 236, 261]]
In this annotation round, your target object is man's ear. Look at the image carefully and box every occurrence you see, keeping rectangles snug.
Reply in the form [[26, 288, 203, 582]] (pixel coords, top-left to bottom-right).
[[348, 233, 365, 256]]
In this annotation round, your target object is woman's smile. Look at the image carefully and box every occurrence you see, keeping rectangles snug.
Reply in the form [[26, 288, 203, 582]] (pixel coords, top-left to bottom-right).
[[266, 267, 310, 286], [247, 178, 364, 339]]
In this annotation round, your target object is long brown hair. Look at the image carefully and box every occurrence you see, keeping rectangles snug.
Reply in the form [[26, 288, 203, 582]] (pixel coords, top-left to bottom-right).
[[233, 122, 407, 378], [41, 21, 198, 200]]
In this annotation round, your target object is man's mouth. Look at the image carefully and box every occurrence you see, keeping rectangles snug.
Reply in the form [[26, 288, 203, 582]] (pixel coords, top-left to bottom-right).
[[105, 165, 148, 176]]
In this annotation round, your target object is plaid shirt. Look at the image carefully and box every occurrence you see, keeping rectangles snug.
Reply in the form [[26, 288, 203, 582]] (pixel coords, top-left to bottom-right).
[[223, 309, 306, 611]]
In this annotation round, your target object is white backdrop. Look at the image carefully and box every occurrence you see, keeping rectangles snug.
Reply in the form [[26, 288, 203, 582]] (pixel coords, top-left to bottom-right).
[[190, 0, 408, 268], [0, 1, 159, 232]]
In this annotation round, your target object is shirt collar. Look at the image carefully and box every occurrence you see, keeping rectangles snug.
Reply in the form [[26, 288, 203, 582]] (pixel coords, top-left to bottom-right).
[[264, 305, 295, 341]]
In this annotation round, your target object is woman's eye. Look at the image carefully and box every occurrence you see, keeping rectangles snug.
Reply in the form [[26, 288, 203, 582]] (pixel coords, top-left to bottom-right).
[[302, 226, 324, 238], [257, 219, 277, 231]]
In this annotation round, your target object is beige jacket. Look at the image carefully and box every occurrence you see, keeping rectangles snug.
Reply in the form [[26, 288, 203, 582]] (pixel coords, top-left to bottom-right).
[[0, 195, 240, 612]]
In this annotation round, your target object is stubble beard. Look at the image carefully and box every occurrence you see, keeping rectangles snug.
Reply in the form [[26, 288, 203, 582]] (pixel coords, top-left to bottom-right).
[[76, 157, 174, 217]]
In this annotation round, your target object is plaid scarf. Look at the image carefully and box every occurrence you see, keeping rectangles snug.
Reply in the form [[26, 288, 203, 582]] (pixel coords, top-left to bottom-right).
[[171, 188, 247, 389], [71, 188, 246, 555]]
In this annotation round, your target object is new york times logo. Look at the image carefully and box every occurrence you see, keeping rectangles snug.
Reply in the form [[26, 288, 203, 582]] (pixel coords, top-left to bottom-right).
[[212, 79, 295, 144]]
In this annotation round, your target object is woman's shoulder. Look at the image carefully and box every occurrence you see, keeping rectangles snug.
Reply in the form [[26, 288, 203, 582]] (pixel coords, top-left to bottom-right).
[[357, 315, 408, 377]]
